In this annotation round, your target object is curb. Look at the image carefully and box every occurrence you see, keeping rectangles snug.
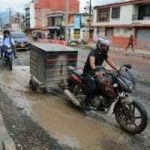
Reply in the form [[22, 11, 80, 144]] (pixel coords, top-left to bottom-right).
[[125, 52, 150, 59], [2, 138, 16, 150], [71, 45, 150, 59], [0, 107, 16, 150]]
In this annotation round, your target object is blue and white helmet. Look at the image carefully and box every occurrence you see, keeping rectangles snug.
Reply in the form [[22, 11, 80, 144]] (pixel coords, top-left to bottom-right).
[[97, 36, 110, 53]]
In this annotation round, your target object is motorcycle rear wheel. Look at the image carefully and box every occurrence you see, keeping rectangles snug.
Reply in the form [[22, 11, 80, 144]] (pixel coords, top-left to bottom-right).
[[115, 101, 148, 134]]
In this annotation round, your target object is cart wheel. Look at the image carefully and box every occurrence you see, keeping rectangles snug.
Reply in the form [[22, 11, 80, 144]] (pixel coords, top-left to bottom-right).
[[40, 87, 47, 94], [29, 78, 37, 92]]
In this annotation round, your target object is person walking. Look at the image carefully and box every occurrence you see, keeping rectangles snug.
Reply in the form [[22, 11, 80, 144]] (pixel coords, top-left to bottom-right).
[[126, 35, 134, 51]]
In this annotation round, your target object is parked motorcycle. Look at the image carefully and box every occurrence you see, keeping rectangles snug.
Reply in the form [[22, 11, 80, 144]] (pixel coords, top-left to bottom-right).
[[63, 64, 148, 134], [3, 46, 14, 70]]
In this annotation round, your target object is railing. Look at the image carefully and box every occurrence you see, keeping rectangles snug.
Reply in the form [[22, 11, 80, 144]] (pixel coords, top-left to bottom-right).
[[132, 15, 150, 21]]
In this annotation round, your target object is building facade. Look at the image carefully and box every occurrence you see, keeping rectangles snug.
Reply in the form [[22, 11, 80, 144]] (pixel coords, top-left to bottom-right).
[[25, 0, 79, 36], [93, 0, 150, 49]]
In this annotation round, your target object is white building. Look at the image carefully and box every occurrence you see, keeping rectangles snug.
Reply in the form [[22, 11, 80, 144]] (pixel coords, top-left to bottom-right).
[[93, 0, 150, 49], [25, 3, 36, 30]]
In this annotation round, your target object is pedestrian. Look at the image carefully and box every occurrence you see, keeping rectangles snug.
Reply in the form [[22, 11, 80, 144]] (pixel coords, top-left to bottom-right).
[[126, 34, 134, 51]]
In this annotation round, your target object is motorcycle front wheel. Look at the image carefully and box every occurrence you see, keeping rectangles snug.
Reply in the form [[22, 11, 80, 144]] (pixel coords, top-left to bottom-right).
[[7, 58, 12, 70], [115, 101, 148, 134]]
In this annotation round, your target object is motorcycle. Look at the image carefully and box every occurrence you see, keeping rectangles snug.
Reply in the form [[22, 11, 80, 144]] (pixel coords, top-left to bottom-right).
[[3, 45, 14, 70], [63, 64, 148, 134]]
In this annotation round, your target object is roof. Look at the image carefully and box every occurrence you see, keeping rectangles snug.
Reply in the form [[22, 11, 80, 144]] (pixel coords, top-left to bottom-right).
[[94, 0, 150, 9]]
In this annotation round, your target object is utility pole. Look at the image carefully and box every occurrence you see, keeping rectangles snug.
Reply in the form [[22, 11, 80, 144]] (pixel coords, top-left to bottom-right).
[[0, 18, 2, 31], [85, 0, 93, 40], [88, 0, 92, 40], [65, 0, 69, 44], [8, 8, 12, 31]]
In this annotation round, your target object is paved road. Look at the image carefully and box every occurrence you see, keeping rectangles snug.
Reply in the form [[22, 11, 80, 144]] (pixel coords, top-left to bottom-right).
[[0, 49, 150, 150]]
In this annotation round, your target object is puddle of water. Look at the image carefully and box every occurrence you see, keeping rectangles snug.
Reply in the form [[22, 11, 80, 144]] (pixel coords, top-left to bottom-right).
[[0, 66, 130, 150]]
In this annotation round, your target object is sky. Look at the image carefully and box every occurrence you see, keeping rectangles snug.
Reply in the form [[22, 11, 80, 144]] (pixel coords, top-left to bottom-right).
[[0, 0, 128, 12]]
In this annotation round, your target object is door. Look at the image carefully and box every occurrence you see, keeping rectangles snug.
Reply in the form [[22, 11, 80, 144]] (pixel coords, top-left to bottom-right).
[[136, 29, 150, 48], [105, 27, 114, 38]]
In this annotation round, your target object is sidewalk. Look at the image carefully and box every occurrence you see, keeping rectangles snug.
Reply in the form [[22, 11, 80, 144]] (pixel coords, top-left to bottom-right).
[[111, 46, 150, 59], [0, 101, 16, 150], [74, 43, 150, 59]]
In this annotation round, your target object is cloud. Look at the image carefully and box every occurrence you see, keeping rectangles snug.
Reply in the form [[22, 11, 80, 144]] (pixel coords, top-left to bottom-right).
[[0, 0, 29, 12]]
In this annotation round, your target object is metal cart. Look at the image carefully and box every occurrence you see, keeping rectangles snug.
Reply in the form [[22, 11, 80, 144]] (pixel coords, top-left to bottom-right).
[[29, 43, 78, 92]]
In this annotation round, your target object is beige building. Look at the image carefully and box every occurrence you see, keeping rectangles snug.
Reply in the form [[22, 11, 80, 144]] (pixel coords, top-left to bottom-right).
[[93, 0, 150, 49]]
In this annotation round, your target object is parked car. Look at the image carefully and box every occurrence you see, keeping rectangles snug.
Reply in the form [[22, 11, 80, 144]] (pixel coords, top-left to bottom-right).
[[11, 32, 31, 50]]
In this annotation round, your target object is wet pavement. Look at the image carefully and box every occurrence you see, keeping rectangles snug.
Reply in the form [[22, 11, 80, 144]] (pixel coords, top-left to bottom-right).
[[0, 50, 150, 150]]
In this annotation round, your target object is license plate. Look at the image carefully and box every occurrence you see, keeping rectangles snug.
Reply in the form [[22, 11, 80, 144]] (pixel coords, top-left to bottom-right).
[[21, 44, 25, 47]]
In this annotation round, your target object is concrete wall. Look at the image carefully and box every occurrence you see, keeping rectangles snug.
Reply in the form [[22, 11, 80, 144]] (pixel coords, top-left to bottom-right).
[[119, 5, 133, 24], [35, 0, 79, 12], [114, 28, 132, 37]]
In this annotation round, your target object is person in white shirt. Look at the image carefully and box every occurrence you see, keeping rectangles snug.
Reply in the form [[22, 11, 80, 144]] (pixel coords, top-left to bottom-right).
[[1, 30, 17, 59]]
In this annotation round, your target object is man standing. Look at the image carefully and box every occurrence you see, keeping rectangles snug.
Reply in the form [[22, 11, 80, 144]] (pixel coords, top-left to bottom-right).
[[126, 35, 134, 51]]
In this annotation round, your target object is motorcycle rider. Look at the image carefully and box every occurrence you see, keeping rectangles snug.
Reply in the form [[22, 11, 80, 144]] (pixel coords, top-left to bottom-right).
[[1, 30, 17, 59], [83, 36, 117, 110]]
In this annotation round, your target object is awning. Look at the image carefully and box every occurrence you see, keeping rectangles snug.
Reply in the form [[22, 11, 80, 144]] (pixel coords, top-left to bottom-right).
[[47, 14, 63, 17]]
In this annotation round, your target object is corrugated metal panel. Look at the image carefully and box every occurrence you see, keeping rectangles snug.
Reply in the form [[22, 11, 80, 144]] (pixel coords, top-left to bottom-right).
[[137, 29, 150, 48], [30, 43, 78, 87]]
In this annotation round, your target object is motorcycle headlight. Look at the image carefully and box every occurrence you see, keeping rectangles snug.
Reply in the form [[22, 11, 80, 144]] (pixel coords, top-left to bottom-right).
[[113, 83, 118, 88]]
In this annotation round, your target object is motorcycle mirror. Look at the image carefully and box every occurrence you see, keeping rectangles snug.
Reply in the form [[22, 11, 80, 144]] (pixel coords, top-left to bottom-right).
[[124, 64, 132, 69]]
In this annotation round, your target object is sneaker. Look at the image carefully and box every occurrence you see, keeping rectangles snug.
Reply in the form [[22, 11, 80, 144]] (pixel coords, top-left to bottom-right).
[[89, 105, 97, 110]]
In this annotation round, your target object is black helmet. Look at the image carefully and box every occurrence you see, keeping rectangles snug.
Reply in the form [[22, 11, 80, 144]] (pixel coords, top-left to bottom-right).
[[3, 30, 10, 35]]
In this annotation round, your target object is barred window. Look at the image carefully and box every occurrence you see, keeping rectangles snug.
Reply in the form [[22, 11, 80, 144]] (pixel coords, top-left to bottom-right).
[[97, 8, 110, 22], [112, 7, 120, 19]]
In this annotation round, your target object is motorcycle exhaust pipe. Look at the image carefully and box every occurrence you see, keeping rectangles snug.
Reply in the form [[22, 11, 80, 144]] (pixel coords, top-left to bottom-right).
[[64, 89, 81, 107]]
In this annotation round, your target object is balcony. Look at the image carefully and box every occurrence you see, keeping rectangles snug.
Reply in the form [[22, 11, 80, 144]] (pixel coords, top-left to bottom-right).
[[132, 15, 150, 21], [132, 15, 150, 25]]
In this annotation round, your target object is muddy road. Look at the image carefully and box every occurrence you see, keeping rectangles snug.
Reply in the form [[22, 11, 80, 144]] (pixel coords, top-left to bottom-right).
[[0, 49, 150, 150]]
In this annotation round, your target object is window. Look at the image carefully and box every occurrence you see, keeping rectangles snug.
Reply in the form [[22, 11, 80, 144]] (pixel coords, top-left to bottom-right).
[[106, 28, 114, 37], [139, 4, 150, 20], [112, 7, 120, 19], [25, 8, 30, 17], [97, 8, 110, 22]]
